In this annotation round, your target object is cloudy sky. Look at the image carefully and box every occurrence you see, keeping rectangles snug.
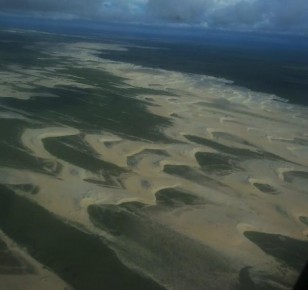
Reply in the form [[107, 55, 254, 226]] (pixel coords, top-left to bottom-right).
[[0, 0, 307, 33]]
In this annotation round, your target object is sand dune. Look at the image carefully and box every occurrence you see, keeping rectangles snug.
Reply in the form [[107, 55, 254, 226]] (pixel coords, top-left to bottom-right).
[[0, 36, 307, 289]]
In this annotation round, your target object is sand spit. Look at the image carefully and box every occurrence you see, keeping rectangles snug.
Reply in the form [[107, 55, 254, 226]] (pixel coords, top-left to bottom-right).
[[0, 36, 307, 289]]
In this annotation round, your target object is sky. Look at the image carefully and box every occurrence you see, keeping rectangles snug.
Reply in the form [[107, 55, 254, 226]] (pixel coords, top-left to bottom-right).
[[0, 0, 307, 33]]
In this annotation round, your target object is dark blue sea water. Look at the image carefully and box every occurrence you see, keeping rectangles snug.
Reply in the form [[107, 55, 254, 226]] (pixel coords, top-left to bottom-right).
[[1, 15, 308, 106]]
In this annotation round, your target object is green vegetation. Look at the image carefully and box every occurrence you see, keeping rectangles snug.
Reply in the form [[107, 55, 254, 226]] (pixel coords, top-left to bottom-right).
[[0, 184, 165, 290]]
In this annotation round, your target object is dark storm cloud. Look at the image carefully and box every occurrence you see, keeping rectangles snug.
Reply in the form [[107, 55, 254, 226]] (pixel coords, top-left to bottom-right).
[[0, 0, 307, 33], [146, 0, 308, 32], [0, 0, 82, 12], [0, 0, 144, 20]]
